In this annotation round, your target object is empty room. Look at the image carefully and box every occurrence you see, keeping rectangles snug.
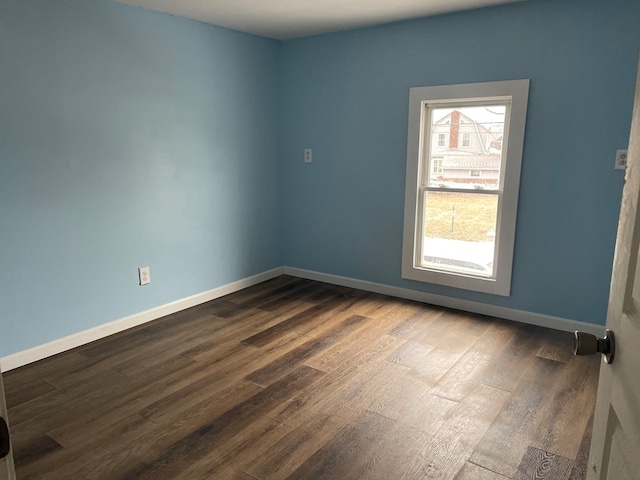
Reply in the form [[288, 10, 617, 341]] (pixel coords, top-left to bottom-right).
[[1, 0, 639, 478]]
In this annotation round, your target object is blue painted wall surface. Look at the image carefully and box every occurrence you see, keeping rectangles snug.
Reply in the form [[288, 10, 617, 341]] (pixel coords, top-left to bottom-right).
[[2, 0, 639, 359], [0, 0, 281, 356], [279, 0, 640, 325]]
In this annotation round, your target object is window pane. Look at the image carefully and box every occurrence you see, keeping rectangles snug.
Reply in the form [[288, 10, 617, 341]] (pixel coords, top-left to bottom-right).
[[428, 105, 506, 190], [421, 191, 498, 277]]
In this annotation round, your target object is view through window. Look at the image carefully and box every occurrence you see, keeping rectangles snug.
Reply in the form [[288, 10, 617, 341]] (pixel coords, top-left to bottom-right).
[[422, 105, 506, 278]]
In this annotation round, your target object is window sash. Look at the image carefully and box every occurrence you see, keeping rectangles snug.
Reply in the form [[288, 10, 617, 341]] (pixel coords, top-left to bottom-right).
[[414, 186, 501, 279]]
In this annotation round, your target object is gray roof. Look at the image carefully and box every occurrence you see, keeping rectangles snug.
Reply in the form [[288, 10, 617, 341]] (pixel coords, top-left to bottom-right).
[[443, 154, 500, 169]]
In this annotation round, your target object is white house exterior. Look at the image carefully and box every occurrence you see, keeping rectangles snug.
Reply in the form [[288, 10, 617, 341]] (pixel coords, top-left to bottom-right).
[[429, 109, 503, 188]]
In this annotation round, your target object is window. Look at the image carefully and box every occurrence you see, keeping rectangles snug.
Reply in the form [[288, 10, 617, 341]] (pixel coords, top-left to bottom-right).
[[402, 80, 529, 296], [438, 133, 445, 147], [432, 158, 443, 174]]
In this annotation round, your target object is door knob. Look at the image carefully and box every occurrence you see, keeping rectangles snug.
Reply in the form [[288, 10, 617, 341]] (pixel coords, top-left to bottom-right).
[[574, 329, 615, 364], [0, 417, 9, 459]]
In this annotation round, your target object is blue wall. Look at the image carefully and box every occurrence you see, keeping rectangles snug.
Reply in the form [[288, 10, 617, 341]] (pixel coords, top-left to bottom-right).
[[0, 0, 281, 356], [279, 0, 640, 325], [1, 0, 638, 359]]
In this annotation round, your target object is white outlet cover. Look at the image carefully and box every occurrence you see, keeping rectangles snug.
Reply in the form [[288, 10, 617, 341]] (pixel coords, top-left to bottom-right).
[[615, 149, 628, 170], [138, 266, 151, 286]]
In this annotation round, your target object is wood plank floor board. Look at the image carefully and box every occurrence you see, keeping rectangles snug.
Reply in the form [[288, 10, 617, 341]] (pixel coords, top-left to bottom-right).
[[454, 312, 496, 337], [305, 303, 423, 373], [469, 357, 566, 478], [244, 314, 370, 386], [3, 277, 600, 480], [138, 377, 264, 427], [231, 472, 260, 480], [514, 446, 574, 480], [177, 305, 312, 363], [568, 405, 595, 480], [11, 351, 225, 443], [230, 278, 314, 309], [414, 309, 472, 348], [343, 417, 433, 480], [223, 276, 301, 305], [283, 410, 432, 480], [247, 361, 412, 479], [7, 346, 207, 434], [109, 348, 256, 422], [33, 311, 234, 390], [74, 306, 222, 361], [453, 462, 510, 479], [3, 351, 91, 393], [529, 354, 600, 459], [388, 307, 446, 340], [16, 414, 160, 480], [281, 410, 396, 480], [408, 329, 479, 386], [244, 412, 354, 480], [138, 332, 311, 424], [367, 372, 458, 435], [536, 330, 576, 363], [386, 340, 434, 368], [106, 314, 248, 376], [480, 324, 548, 393], [174, 416, 292, 480], [112, 351, 197, 380], [271, 336, 408, 428], [120, 365, 326, 480], [39, 369, 311, 480], [7, 367, 129, 428], [255, 283, 331, 312], [428, 322, 516, 402], [399, 384, 511, 480], [3, 378, 56, 410], [11, 434, 63, 468], [48, 412, 160, 450], [240, 301, 349, 348]]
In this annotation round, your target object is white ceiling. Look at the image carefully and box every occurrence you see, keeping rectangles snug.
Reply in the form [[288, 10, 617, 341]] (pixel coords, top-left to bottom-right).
[[114, 0, 524, 40]]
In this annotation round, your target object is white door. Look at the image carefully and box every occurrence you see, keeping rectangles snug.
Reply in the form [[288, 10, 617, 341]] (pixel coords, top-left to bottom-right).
[[0, 371, 16, 480], [587, 59, 640, 480]]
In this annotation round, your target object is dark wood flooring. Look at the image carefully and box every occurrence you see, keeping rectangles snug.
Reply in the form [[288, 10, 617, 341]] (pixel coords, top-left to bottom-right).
[[3, 276, 600, 479]]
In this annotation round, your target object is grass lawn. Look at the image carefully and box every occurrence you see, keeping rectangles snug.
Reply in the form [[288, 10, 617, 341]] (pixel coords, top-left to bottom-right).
[[424, 191, 498, 242]]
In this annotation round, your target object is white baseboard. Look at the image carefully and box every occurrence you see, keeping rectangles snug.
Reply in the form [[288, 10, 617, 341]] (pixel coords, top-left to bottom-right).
[[2, 264, 604, 372], [283, 266, 605, 337], [0, 267, 284, 372]]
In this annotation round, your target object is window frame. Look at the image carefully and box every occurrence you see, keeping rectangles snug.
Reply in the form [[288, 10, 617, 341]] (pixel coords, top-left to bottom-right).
[[402, 80, 529, 296], [462, 132, 471, 147], [437, 133, 446, 147]]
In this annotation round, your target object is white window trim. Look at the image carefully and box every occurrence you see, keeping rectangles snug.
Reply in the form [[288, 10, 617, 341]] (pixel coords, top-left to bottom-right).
[[402, 80, 529, 296]]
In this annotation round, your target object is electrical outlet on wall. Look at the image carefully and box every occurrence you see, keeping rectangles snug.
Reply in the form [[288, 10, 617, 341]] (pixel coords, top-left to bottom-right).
[[138, 266, 151, 286], [615, 149, 628, 170]]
